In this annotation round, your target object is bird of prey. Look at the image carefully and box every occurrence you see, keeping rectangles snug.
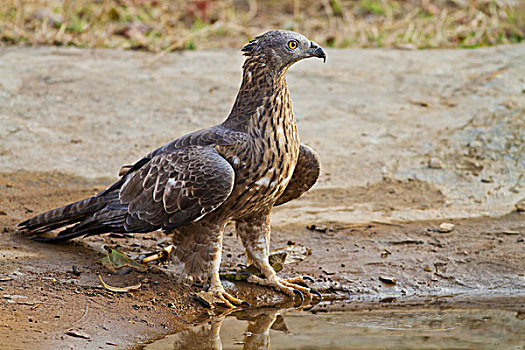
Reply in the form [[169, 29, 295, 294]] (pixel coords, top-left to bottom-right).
[[19, 30, 325, 308]]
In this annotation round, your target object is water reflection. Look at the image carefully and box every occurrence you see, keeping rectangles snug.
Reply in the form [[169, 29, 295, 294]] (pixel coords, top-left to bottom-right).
[[144, 307, 291, 350], [143, 305, 525, 350]]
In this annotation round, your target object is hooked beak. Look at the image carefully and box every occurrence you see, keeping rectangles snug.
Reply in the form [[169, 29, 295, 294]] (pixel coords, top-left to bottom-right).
[[306, 41, 326, 63]]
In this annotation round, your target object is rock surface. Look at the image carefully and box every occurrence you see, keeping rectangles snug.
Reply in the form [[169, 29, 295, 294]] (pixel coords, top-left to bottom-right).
[[0, 45, 524, 350], [1, 45, 523, 224]]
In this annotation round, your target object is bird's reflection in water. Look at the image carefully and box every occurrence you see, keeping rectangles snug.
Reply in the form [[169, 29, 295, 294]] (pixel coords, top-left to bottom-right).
[[143, 304, 525, 349], [145, 305, 299, 350], [233, 308, 289, 349]]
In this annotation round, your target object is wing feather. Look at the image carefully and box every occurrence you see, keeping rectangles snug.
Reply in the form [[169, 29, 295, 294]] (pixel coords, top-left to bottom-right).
[[120, 145, 234, 231]]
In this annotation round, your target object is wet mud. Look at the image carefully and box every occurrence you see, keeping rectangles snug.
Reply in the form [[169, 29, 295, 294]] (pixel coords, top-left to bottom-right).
[[143, 304, 525, 350], [1, 171, 523, 349], [0, 45, 524, 349]]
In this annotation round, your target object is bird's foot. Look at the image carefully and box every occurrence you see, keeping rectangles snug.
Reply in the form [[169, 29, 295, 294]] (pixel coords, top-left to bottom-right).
[[140, 244, 174, 265], [246, 274, 322, 306], [194, 286, 250, 309], [284, 275, 316, 287]]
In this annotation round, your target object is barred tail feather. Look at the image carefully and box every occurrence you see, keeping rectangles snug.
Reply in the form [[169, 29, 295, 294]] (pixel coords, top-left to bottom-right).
[[18, 194, 111, 237]]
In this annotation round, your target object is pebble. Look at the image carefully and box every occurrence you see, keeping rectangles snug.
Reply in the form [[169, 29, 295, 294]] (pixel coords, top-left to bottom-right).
[[428, 157, 444, 169], [438, 222, 455, 233], [378, 276, 397, 285], [66, 329, 91, 339]]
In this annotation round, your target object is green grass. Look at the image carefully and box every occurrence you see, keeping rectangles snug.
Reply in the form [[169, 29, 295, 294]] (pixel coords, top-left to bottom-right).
[[0, 0, 523, 51], [359, 0, 385, 15]]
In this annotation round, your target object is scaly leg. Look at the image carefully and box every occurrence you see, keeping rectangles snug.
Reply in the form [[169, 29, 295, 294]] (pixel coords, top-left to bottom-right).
[[172, 220, 248, 309], [204, 257, 250, 308], [236, 213, 321, 303]]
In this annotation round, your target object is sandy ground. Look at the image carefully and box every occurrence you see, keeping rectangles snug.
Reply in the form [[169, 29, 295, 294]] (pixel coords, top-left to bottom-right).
[[0, 45, 524, 349]]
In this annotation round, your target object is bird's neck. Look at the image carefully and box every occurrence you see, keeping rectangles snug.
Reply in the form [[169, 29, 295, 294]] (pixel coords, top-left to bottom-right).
[[224, 58, 293, 133]]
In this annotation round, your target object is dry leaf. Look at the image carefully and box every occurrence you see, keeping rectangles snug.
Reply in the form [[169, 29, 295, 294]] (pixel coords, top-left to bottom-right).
[[271, 243, 311, 265], [100, 247, 148, 272], [221, 243, 310, 282], [98, 275, 141, 293]]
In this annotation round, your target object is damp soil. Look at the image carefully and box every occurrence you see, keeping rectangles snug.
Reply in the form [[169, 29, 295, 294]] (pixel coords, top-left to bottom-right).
[[0, 45, 524, 349], [0, 171, 523, 349], [142, 304, 525, 350]]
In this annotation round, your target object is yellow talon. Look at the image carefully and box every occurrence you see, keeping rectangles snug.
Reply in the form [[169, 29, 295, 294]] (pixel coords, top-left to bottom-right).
[[194, 289, 249, 309]]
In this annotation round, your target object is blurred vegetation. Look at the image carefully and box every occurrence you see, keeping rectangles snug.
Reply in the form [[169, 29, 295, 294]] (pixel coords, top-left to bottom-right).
[[0, 0, 523, 51]]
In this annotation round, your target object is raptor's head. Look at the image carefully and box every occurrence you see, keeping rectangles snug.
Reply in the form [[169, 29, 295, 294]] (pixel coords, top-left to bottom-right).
[[242, 30, 326, 71]]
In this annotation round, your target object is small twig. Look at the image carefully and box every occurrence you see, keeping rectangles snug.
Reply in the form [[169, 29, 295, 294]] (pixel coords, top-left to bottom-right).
[[371, 220, 404, 227], [15, 0, 24, 28], [72, 304, 89, 326]]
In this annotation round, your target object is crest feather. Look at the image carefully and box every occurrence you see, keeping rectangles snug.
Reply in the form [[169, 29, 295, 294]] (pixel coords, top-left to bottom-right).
[[241, 39, 257, 54], [241, 33, 265, 56]]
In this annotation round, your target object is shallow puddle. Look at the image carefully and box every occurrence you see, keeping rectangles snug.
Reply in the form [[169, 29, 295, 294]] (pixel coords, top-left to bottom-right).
[[141, 304, 524, 349]]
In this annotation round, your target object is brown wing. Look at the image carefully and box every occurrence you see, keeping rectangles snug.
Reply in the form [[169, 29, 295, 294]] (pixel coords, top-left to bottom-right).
[[20, 129, 240, 241], [119, 145, 234, 231], [275, 144, 320, 206]]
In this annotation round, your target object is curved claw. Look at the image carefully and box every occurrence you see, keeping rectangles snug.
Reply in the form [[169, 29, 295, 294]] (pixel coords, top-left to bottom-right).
[[293, 289, 304, 308], [293, 289, 304, 303], [241, 301, 251, 308], [193, 294, 212, 308], [302, 276, 315, 283], [310, 288, 323, 301], [194, 289, 247, 309]]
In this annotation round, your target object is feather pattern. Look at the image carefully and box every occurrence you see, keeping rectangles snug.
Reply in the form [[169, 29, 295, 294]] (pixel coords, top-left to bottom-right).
[[18, 30, 325, 288], [120, 145, 235, 230]]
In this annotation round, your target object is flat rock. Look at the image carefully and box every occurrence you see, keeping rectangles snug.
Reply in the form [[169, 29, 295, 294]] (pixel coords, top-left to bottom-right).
[[0, 45, 523, 224]]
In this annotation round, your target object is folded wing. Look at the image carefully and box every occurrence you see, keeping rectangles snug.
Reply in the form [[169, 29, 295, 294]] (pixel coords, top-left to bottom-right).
[[120, 145, 235, 231], [22, 145, 235, 241]]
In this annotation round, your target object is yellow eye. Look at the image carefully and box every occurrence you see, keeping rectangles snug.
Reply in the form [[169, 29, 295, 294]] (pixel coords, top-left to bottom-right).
[[288, 40, 297, 50]]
